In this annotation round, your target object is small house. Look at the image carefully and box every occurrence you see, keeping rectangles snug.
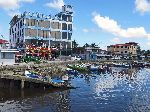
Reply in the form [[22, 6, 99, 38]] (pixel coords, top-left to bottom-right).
[[0, 49, 19, 65]]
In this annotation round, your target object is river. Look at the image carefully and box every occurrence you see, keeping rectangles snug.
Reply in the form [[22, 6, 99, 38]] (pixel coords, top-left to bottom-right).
[[0, 68, 150, 112]]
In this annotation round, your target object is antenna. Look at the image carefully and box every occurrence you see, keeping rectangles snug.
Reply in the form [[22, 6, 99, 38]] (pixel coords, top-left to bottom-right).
[[1, 35, 4, 39]]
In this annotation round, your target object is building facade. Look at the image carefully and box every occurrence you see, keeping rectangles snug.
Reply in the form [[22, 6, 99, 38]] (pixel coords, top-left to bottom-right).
[[9, 5, 73, 55], [107, 42, 138, 55]]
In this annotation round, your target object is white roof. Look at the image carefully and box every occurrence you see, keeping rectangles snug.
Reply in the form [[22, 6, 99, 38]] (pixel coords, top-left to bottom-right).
[[0, 49, 19, 53]]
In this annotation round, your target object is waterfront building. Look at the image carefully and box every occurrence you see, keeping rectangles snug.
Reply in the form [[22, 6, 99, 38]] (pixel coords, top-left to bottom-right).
[[9, 5, 73, 55], [0, 49, 18, 65], [72, 46, 110, 60], [107, 42, 138, 56]]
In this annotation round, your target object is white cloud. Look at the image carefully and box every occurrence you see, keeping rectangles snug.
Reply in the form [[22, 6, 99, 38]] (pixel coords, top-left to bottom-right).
[[45, 0, 64, 10], [148, 42, 150, 45], [0, 0, 35, 16], [111, 37, 121, 43], [82, 28, 99, 33], [73, 26, 77, 31], [19, 0, 35, 3], [93, 13, 150, 40], [83, 29, 89, 33], [0, 0, 19, 10], [135, 0, 150, 14]]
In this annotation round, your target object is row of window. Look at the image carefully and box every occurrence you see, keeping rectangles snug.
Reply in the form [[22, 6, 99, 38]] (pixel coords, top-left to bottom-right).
[[10, 20, 72, 36], [10, 19, 24, 35], [108, 46, 136, 49], [10, 29, 24, 42], [25, 29, 72, 40], [25, 19, 72, 30]]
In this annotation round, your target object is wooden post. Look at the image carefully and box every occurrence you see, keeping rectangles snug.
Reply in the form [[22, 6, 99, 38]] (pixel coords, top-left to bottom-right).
[[21, 80, 25, 89]]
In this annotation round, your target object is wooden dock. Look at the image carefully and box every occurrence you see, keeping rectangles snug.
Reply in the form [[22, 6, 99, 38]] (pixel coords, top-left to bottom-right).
[[0, 74, 53, 89]]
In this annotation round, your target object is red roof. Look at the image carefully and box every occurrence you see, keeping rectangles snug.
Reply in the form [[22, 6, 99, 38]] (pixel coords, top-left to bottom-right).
[[0, 39, 9, 44]]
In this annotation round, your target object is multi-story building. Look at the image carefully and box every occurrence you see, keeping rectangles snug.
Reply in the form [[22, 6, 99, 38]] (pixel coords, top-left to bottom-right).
[[107, 42, 138, 55], [9, 5, 73, 55]]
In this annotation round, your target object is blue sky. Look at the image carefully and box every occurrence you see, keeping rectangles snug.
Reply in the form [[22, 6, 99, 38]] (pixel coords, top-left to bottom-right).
[[0, 0, 150, 50]]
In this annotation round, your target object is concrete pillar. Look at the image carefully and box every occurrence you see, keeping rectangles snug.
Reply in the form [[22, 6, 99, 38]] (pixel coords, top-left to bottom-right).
[[21, 80, 25, 89], [10, 80, 15, 88]]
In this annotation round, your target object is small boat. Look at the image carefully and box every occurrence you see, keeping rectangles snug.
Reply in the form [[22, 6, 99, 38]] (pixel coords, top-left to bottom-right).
[[67, 64, 88, 72], [113, 63, 130, 68], [66, 68, 79, 75], [90, 65, 99, 71], [50, 78, 67, 88], [25, 71, 39, 79]]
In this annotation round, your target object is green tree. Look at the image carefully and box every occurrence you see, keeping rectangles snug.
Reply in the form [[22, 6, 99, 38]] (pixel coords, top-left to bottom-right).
[[137, 46, 141, 54]]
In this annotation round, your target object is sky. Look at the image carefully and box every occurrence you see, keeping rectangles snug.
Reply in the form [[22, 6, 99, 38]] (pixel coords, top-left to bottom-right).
[[0, 0, 150, 50]]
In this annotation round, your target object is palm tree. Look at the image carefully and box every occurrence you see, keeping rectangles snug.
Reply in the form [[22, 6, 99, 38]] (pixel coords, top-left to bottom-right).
[[91, 43, 98, 48], [83, 43, 90, 48], [72, 40, 78, 48], [72, 40, 79, 54]]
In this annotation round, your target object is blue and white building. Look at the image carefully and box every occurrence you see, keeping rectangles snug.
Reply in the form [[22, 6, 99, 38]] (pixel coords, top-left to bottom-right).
[[9, 5, 73, 55]]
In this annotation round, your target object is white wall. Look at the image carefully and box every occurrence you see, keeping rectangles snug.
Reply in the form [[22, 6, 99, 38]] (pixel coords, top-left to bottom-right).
[[0, 59, 15, 65], [0, 52, 16, 65]]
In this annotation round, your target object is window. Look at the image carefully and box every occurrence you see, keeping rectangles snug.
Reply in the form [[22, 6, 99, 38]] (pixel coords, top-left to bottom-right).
[[68, 24, 72, 31], [10, 29, 11, 35], [20, 20, 22, 28], [25, 28, 37, 37], [2, 53, 6, 59], [51, 22, 60, 29], [50, 31, 61, 39], [68, 33, 72, 40], [68, 16, 72, 22], [124, 51, 128, 53], [121, 46, 123, 48], [62, 23, 67, 30], [62, 15, 67, 21], [125, 46, 127, 48], [117, 46, 119, 48], [62, 32, 67, 39]]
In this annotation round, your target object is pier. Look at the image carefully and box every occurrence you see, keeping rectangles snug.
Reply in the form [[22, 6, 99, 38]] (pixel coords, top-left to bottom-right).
[[0, 61, 78, 89]]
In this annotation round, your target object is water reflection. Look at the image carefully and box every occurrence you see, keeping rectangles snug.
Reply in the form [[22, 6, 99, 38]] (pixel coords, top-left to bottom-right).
[[94, 68, 143, 94], [0, 89, 71, 112], [0, 68, 150, 112]]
